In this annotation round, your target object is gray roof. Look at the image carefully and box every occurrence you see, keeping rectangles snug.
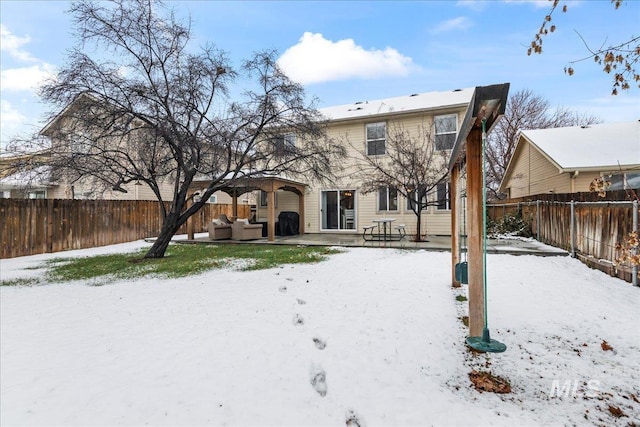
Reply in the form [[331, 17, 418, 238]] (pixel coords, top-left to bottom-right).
[[319, 88, 474, 121]]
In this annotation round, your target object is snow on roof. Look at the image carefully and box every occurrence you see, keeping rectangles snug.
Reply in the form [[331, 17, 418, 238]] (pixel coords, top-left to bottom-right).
[[318, 88, 474, 121], [522, 120, 640, 170], [0, 166, 53, 188]]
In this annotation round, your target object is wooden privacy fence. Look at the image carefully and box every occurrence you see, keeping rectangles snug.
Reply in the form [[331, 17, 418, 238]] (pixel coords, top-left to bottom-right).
[[488, 191, 637, 283], [0, 199, 250, 259]]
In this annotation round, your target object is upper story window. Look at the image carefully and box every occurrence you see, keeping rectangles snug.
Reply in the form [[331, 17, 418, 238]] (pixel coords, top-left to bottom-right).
[[69, 134, 90, 154], [274, 133, 296, 157], [378, 186, 398, 211], [366, 122, 386, 155], [434, 114, 457, 150]]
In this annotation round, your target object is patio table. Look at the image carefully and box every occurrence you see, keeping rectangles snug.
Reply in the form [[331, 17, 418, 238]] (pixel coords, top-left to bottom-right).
[[372, 218, 396, 241]]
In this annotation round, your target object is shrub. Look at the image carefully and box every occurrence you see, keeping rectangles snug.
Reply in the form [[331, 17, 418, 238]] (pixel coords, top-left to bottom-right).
[[487, 212, 532, 238]]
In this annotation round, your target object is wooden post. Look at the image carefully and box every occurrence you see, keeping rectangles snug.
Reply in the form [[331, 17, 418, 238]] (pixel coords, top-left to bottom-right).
[[187, 198, 195, 241], [232, 189, 238, 219], [267, 190, 276, 241], [46, 198, 54, 253], [298, 191, 305, 234], [451, 163, 461, 287], [466, 128, 484, 338]]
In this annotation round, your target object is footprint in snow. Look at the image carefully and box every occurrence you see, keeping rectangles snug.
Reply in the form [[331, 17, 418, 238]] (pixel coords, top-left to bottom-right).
[[279, 286, 287, 293], [313, 337, 326, 350], [292, 314, 304, 326], [297, 298, 306, 305], [310, 364, 327, 397], [345, 410, 362, 427]]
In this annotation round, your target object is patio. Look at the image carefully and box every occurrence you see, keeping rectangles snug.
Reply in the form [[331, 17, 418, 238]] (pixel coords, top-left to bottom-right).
[[181, 232, 568, 256]]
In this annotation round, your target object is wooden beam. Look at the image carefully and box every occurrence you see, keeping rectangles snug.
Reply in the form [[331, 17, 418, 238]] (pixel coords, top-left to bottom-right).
[[466, 128, 484, 337], [187, 198, 195, 241], [298, 191, 305, 234], [267, 190, 276, 241], [450, 163, 461, 288], [232, 189, 238, 219]]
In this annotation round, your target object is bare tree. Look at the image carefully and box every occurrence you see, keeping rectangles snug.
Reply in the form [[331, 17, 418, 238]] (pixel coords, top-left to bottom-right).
[[16, 0, 342, 258], [529, 0, 639, 95], [486, 89, 600, 199], [352, 122, 449, 241]]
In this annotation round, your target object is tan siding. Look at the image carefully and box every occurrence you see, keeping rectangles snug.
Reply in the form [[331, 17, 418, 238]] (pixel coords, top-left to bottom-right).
[[305, 107, 467, 236], [527, 146, 571, 194], [572, 172, 601, 192], [255, 190, 302, 221], [503, 142, 571, 198], [502, 145, 528, 198]]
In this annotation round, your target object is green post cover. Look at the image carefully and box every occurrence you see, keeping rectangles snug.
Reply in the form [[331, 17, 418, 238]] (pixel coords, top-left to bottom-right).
[[455, 261, 468, 284]]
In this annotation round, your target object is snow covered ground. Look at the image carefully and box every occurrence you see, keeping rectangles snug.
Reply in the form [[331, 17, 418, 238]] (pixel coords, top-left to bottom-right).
[[1, 239, 639, 426]]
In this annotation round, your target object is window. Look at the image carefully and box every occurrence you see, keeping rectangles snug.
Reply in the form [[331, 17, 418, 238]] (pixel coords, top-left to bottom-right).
[[435, 115, 457, 150], [406, 189, 426, 212], [207, 195, 217, 204], [260, 191, 277, 207], [606, 172, 640, 190], [69, 133, 91, 154], [28, 191, 46, 199], [378, 186, 398, 211], [366, 122, 386, 155], [274, 133, 296, 157], [436, 182, 450, 210]]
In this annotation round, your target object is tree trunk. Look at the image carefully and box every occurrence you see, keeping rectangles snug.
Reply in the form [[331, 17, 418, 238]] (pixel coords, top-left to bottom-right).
[[144, 214, 183, 258], [413, 211, 425, 242]]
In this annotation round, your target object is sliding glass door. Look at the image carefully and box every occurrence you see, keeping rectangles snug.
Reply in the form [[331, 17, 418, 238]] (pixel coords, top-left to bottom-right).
[[321, 190, 355, 231]]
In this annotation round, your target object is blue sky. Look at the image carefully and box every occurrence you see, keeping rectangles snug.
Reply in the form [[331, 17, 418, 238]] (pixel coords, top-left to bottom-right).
[[1, 0, 639, 149]]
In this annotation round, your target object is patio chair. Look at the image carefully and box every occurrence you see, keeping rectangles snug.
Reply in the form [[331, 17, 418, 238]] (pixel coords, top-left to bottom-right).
[[208, 219, 232, 240], [231, 219, 263, 241]]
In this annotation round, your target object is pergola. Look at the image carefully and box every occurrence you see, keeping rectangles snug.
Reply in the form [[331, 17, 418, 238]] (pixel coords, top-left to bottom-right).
[[448, 83, 510, 339], [189, 175, 306, 242]]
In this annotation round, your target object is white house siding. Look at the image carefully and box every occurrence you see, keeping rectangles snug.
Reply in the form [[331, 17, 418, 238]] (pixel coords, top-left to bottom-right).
[[255, 190, 301, 222]]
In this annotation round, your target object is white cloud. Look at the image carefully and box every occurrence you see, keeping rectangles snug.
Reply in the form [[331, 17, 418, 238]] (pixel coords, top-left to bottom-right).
[[0, 24, 36, 62], [430, 17, 473, 34], [456, 1, 488, 12], [0, 99, 28, 144], [277, 32, 415, 85], [503, 0, 550, 9], [1, 64, 55, 92]]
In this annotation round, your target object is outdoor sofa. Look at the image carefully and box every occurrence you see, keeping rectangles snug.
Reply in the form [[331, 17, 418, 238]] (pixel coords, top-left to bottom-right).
[[208, 219, 232, 240], [231, 219, 263, 241]]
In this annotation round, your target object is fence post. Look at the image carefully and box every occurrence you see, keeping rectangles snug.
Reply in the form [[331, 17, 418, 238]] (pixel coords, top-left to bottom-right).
[[570, 200, 576, 258], [633, 199, 638, 287], [46, 198, 54, 253], [536, 200, 540, 241]]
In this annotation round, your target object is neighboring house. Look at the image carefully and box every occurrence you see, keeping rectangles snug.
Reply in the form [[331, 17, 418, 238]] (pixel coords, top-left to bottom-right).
[[499, 121, 640, 199], [0, 151, 53, 199], [0, 166, 53, 199], [254, 88, 474, 237], [31, 93, 243, 204]]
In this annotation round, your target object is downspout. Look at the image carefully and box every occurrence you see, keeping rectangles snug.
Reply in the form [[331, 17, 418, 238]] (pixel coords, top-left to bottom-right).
[[571, 170, 579, 193]]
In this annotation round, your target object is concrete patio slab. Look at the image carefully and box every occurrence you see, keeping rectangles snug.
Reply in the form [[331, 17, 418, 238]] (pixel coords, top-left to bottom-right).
[[183, 233, 567, 256]]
